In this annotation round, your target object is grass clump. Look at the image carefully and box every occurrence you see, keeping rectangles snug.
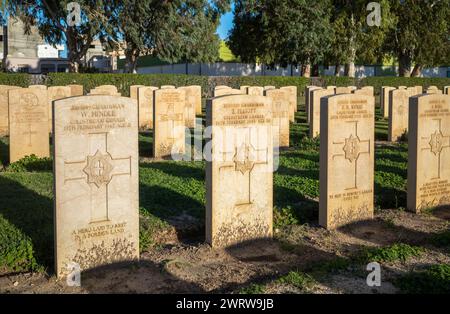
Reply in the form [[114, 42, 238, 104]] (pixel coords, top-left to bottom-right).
[[139, 209, 170, 252], [6, 155, 52, 172], [277, 271, 316, 292], [430, 230, 450, 249], [239, 283, 266, 294], [355, 243, 423, 264], [273, 206, 299, 228], [0, 215, 41, 272], [395, 264, 450, 294]]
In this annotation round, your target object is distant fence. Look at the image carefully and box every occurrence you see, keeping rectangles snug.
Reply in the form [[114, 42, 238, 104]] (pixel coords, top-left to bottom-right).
[[119, 62, 450, 78]]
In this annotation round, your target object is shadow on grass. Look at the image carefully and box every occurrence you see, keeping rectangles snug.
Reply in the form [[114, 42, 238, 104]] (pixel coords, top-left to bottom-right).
[[375, 127, 388, 141], [376, 150, 408, 163], [140, 161, 204, 181], [140, 183, 204, 218], [375, 164, 407, 179], [139, 131, 153, 157], [0, 175, 54, 271], [276, 165, 318, 182], [374, 182, 407, 209], [274, 185, 319, 224], [0, 138, 9, 166]]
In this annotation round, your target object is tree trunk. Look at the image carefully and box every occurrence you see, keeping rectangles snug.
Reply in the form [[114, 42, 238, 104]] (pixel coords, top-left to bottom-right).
[[66, 30, 93, 73], [345, 14, 356, 78], [69, 61, 79, 73], [302, 64, 311, 78], [345, 62, 356, 78], [398, 52, 412, 77], [125, 47, 139, 74], [67, 48, 80, 73], [411, 64, 423, 77], [334, 64, 341, 76]]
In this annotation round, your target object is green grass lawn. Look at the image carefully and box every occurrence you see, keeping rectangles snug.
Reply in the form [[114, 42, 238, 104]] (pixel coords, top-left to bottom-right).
[[0, 100, 409, 274]]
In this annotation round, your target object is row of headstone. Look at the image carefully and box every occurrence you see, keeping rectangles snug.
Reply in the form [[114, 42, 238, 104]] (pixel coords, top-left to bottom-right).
[[1, 84, 84, 162], [381, 86, 422, 119], [2, 85, 445, 278], [381, 86, 448, 142], [129, 84, 202, 130], [213, 85, 298, 123], [307, 86, 374, 138], [206, 92, 450, 239], [213, 85, 298, 147]]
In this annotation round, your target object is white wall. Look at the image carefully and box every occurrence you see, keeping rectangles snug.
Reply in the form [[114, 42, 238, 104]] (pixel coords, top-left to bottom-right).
[[132, 62, 449, 78], [135, 63, 302, 76]]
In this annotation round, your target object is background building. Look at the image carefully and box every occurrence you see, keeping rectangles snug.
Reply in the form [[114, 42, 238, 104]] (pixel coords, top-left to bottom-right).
[[0, 18, 116, 73]]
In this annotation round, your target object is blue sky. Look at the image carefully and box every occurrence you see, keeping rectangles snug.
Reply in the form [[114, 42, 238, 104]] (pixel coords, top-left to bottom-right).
[[217, 4, 234, 40]]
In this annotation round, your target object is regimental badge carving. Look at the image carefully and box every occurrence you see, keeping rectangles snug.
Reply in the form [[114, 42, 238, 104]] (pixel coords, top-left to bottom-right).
[[343, 134, 361, 163], [63, 133, 132, 223], [20, 93, 39, 111], [332, 121, 371, 190], [421, 119, 450, 180], [429, 130, 444, 155], [397, 104, 405, 115], [83, 150, 114, 188], [233, 143, 256, 175]]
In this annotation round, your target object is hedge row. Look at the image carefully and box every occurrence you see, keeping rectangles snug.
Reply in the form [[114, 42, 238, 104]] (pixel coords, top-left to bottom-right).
[[0, 73, 448, 98]]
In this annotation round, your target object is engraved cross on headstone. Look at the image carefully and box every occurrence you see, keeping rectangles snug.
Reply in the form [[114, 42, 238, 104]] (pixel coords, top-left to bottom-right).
[[217, 127, 269, 211], [63, 132, 132, 223], [160, 103, 183, 153], [421, 119, 450, 179], [332, 121, 371, 190], [23, 124, 37, 147]]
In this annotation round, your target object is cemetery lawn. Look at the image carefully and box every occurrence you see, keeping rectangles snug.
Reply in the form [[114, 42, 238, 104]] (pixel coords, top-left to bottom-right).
[[0, 105, 449, 293]]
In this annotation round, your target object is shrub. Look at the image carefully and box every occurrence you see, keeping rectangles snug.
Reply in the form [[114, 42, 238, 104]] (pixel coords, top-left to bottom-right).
[[0, 73, 32, 87], [6, 155, 53, 172], [0, 215, 40, 272], [0, 72, 448, 99]]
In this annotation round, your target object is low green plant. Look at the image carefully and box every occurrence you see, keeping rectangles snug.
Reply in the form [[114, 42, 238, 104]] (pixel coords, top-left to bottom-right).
[[0, 215, 41, 272], [355, 243, 423, 264], [274, 206, 299, 228], [277, 271, 316, 291], [7, 155, 53, 172], [430, 230, 450, 249], [239, 283, 266, 294], [139, 209, 170, 252], [395, 264, 450, 294]]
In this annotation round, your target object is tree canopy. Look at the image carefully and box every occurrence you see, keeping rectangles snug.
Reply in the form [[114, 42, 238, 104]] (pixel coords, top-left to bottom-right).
[[228, 0, 449, 77], [7, 0, 230, 72], [3, 0, 449, 76], [228, 0, 332, 77]]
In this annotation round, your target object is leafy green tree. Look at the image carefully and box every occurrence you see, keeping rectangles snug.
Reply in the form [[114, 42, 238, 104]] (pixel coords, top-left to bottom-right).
[[8, 0, 116, 72], [328, 0, 395, 77], [384, 0, 450, 77], [228, 0, 332, 77], [112, 0, 230, 73]]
